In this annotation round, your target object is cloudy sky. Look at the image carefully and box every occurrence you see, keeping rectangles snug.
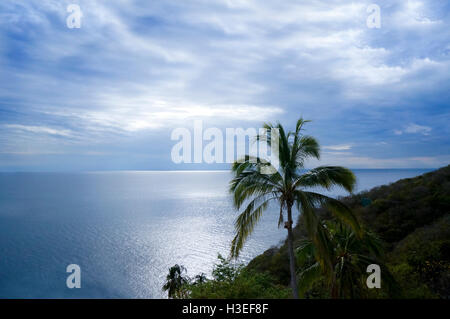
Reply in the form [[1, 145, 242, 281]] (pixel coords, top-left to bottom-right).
[[0, 0, 449, 171]]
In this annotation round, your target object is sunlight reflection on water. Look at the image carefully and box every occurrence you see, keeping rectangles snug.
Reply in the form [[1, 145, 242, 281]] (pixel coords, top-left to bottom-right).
[[0, 169, 431, 298]]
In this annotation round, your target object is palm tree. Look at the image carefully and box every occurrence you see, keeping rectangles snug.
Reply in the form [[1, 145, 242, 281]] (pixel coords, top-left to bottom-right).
[[297, 220, 396, 298], [193, 273, 208, 285], [163, 264, 189, 298], [229, 118, 360, 298]]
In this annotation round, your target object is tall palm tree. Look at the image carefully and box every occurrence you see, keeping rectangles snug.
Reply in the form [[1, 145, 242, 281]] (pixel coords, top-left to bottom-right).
[[163, 264, 189, 298], [229, 118, 360, 298]]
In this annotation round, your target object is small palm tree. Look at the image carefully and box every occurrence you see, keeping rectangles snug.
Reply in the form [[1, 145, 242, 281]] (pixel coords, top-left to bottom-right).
[[193, 273, 208, 285], [163, 264, 189, 298], [297, 220, 396, 298], [229, 118, 360, 298]]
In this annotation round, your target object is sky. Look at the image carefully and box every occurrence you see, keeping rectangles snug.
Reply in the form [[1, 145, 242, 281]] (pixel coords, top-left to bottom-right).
[[0, 0, 449, 171]]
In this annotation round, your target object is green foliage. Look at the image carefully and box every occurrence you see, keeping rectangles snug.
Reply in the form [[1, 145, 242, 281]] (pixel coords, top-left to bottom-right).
[[296, 221, 398, 298], [189, 270, 291, 299], [354, 167, 450, 244], [388, 263, 436, 298], [211, 254, 242, 282], [246, 165, 450, 299], [187, 255, 291, 299], [389, 215, 450, 298], [246, 247, 291, 285], [162, 264, 190, 299]]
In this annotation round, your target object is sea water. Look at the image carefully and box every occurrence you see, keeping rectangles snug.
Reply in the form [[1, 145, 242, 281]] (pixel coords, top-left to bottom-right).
[[0, 169, 432, 298]]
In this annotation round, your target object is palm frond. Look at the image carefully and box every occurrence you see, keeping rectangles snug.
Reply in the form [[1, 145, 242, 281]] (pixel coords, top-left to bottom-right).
[[296, 239, 315, 265], [297, 262, 322, 297], [295, 191, 334, 271], [292, 135, 320, 167], [295, 166, 356, 193], [230, 196, 274, 258], [295, 118, 311, 134], [302, 191, 362, 236], [230, 157, 282, 209]]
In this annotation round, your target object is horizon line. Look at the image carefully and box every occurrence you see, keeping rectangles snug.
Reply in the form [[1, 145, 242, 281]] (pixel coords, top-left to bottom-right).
[[0, 168, 438, 174]]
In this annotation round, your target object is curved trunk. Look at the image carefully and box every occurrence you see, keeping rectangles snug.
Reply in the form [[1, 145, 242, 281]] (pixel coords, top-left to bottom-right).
[[286, 204, 299, 299]]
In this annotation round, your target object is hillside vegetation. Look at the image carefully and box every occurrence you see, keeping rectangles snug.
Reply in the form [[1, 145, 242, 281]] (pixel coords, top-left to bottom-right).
[[246, 165, 450, 298], [165, 165, 450, 298]]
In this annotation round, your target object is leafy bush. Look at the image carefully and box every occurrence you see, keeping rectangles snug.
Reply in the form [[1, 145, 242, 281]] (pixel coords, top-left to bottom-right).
[[188, 254, 291, 299]]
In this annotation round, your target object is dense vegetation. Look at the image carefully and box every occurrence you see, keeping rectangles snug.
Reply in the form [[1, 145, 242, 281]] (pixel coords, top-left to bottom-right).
[[248, 165, 450, 298], [164, 165, 450, 298]]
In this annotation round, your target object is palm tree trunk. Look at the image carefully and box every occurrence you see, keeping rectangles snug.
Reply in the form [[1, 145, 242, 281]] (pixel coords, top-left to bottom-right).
[[286, 204, 299, 299], [331, 274, 338, 299]]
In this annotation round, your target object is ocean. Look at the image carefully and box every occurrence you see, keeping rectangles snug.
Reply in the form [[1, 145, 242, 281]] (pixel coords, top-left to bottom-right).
[[0, 169, 432, 298]]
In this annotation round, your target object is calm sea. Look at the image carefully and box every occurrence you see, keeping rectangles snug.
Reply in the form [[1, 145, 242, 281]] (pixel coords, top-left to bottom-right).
[[0, 169, 432, 298]]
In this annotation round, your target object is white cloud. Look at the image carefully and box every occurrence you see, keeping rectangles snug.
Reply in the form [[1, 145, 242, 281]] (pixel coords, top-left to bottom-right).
[[405, 123, 432, 135], [307, 153, 450, 169], [41, 95, 284, 135], [323, 144, 352, 151], [3, 124, 73, 137], [393, 0, 443, 28], [395, 123, 432, 136]]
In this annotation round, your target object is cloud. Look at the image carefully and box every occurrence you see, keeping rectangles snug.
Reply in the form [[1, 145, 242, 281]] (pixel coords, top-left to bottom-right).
[[395, 123, 432, 136], [307, 153, 450, 169], [404, 123, 432, 135], [39, 98, 284, 137], [0, 0, 448, 170], [323, 144, 352, 151], [3, 124, 73, 137]]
